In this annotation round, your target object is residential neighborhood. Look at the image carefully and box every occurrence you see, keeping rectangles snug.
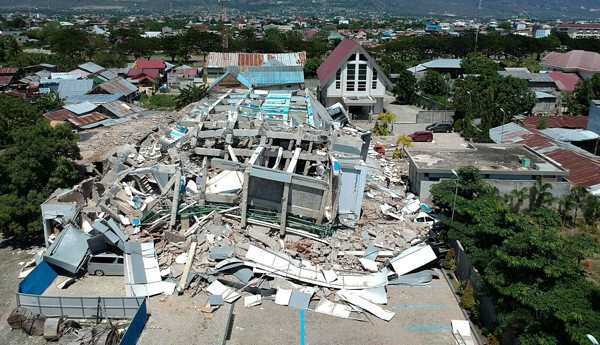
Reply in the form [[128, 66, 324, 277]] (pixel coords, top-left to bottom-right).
[[0, 7, 600, 345]]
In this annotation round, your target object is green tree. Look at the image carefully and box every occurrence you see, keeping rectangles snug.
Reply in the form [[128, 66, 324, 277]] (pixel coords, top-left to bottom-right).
[[418, 70, 447, 96], [461, 52, 499, 76], [0, 95, 42, 148], [568, 74, 600, 115], [452, 75, 535, 142], [303, 57, 322, 78], [35, 91, 65, 114], [482, 224, 593, 345], [0, 120, 80, 240], [175, 84, 210, 110], [392, 69, 417, 104]]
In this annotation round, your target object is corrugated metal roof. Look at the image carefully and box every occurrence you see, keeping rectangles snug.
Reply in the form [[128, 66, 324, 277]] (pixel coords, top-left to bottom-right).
[[238, 65, 304, 87], [498, 70, 555, 83], [50, 72, 81, 80], [0, 67, 18, 75], [558, 23, 600, 29], [206, 52, 307, 69], [68, 112, 107, 127], [134, 60, 166, 69], [63, 102, 97, 115], [317, 39, 358, 84], [535, 91, 556, 99], [78, 62, 104, 73], [58, 79, 94, 97], [65, 93, 124, 104], [98, 70, 118, 80], [490, 122, 600, 187], [97, 77, 138, 96], [101, 101, 144, 118], [422, 58, 462, 69], [127, 68, 159, 81], [522, 115, 588, 129], [548, 72, 580, 92], [541, 128, 599, 141], [0, 75, 13, 86], [44, 108, 77, 122]]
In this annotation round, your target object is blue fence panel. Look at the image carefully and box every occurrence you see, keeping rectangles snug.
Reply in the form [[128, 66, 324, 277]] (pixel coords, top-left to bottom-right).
[[18, 261, 57, 295], [119, 299, 148, 345]]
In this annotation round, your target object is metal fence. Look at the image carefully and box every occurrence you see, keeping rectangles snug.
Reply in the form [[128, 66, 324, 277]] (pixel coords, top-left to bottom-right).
[[16, 293, 145, 319]]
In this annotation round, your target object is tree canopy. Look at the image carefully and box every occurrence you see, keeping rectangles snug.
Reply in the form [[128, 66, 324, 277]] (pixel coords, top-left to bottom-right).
[[0, 95, 80, 241], [565, 74, 600, 115], [430, 166, 600, 345], [452, 73, 535, 141]]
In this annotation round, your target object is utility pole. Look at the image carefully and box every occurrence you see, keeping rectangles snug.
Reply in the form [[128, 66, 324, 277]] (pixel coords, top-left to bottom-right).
[[474, 0, 482, 51], [221, 0, 228, 51]]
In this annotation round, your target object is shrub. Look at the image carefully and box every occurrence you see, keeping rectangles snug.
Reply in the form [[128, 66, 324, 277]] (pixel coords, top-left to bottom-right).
[[392, 149, 404, 159], [442, 248, 457, 271], [460, 284, 476, 310]]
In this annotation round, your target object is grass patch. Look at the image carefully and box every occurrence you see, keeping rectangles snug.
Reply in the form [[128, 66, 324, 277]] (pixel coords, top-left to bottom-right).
[[139, 94, 177, 111]]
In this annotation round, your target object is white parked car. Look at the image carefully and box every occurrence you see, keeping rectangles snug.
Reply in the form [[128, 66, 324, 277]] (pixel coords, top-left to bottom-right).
[[413, 212, 440, 229]]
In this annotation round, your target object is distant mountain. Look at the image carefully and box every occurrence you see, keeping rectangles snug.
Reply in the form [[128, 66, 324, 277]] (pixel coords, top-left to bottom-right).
[[2, 0, 599, 19]]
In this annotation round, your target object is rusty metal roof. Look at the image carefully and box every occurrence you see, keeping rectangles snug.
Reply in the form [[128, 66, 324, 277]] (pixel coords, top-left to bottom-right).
[[0, 67, 18, 75], [97, 77, 138, 96], [68, 112, 107, 127], [0, 75, 13, 86], [522, 115, 588, 130], [44, 108, 77, 122], [490, 122, 600, 187], [205, 52, 307, 69]]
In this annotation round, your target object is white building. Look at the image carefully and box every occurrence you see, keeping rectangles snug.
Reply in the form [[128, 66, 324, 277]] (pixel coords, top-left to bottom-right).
[[317, 39, 392, 120]]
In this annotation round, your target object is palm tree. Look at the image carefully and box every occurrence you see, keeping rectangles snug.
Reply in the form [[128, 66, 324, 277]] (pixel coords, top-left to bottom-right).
[[175, 84, 210, 110], [35, 91, 65, 113], [507, 187, 528, 212], [529, 177, 555, 210]]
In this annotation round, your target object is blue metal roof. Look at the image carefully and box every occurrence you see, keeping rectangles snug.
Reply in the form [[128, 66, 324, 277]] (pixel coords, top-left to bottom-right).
[[78, 62, 104, 73], [210, 65, 304, 90], [238, 65, 304, 87], [65, 93, 124, 104], [58, 79, 94, 97]]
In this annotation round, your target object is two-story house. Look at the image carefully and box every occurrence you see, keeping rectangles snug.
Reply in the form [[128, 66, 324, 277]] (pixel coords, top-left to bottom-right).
[[317, 39, 392, 120]]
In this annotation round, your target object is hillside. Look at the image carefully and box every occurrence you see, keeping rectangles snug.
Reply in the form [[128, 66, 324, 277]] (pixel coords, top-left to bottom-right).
[[1, 0, 599, 19]]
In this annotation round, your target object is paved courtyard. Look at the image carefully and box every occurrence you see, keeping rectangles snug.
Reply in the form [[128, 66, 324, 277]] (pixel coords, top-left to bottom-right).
[[138, 269, 466, 345]]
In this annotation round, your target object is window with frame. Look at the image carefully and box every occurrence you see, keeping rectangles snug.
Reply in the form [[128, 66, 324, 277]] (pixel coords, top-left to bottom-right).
[[357, 64, 367, 91], [346, 64, 355, 91], [372, 69, 378, 89], [335, 69, 341, 89]]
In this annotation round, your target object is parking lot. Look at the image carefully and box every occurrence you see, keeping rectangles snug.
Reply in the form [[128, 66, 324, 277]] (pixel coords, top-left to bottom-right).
[[137, 268, 466, 345]]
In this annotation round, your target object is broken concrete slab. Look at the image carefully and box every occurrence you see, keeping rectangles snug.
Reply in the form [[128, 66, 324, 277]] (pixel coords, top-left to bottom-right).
[[336, 289, 395, 321], [243, 295, 262, 307], [388, 245, 437, 277]]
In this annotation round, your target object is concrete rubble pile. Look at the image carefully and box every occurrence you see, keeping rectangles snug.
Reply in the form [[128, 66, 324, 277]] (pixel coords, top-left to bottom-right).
[[35, 88, 445, 323]]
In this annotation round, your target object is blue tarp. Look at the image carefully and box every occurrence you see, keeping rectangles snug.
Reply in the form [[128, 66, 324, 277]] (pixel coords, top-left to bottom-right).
[[18, 261, 57, 295], [119, 299, 148, 345]]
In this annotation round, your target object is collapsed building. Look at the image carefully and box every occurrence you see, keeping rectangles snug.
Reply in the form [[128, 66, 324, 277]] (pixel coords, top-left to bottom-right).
[[24, 87, 451, 341]]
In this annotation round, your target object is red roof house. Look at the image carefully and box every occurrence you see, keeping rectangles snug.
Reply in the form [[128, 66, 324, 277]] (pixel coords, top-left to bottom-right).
[[134, 60, 166, 69], [542, 50, 600, 79], [316, 38, 392, 120], [548, 72, 581, 92]]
